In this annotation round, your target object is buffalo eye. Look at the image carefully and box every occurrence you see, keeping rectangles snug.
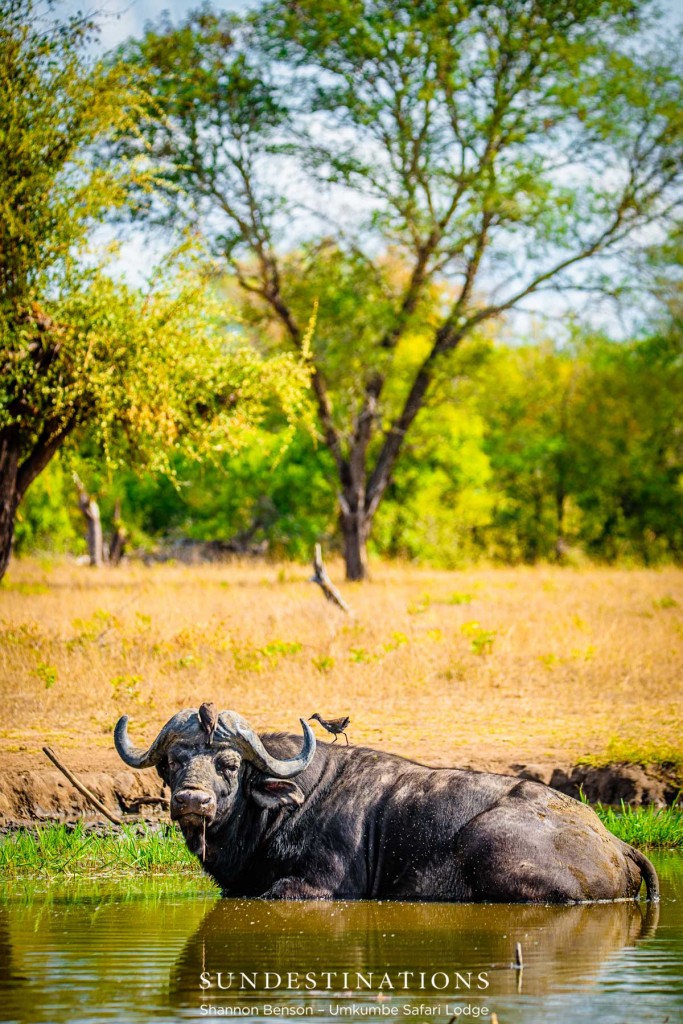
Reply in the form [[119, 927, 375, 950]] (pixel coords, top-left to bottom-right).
[[219, 758, 239, 776]]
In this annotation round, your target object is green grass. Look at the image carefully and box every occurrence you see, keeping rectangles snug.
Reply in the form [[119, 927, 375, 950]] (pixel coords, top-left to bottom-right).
[[595, 801, 683, 849], [1, 805, 681, 884], [0, 821, 210, 881]]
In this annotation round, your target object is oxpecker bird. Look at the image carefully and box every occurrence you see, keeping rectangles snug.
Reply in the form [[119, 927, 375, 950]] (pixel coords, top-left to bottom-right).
[[309, 713, 350, 744], [199, 701, 219, 746]]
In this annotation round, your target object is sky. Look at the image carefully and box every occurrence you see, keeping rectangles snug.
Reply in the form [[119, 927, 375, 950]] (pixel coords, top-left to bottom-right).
[[60, 0, 683, 50], [54, 0, 683, 338], [63, 0, 253, 46]]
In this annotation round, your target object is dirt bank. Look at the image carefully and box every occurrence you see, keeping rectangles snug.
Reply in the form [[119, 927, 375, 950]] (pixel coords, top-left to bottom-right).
[[0, 758, 678, 827]]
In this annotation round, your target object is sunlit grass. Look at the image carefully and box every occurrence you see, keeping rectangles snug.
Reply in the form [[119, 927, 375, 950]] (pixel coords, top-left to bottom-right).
[[0, 558, 682, 773], [579, 739, 683, 776]]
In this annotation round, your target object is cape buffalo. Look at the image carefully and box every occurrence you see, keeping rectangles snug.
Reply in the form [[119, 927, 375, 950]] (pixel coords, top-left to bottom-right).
[[114, 709, 659, 903]]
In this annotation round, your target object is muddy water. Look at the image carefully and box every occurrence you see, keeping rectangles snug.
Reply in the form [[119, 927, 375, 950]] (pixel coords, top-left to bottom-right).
[[1, 854, 681, 1024]]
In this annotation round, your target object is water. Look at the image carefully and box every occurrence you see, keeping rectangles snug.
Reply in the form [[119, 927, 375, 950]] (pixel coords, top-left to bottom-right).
[[1, 855, 682, 1024]]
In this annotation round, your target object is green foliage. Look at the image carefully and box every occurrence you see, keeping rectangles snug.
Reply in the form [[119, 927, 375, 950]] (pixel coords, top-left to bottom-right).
[[2, 259, 309, 478], [372, 401, 495, 566], [0, 822, 204, 879], [16, 319, 683, 568], [474, 330, 683, 564], [103, 427, 335, 559], [5, 0, 683, 573], [13, 459, 81, 555], [0, 1, 312, 580], [461, 621, 497, 656], [113, 0, 683, 580], [0, 0, 146, 308], [596, 802, 683, 849], [260, 0, 681, 277], [35, 661, 57, 689]]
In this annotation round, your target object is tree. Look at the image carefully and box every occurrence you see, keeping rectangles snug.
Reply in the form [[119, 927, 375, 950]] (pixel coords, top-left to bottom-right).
[[0, 261, 308, 579], [0, 0, 136, 578], [118, 0, 683, 578], [475, 342, 580, 562], [0, 1, 308, 580], [568, 330, 683, 561], [471, 329, 683, 564]]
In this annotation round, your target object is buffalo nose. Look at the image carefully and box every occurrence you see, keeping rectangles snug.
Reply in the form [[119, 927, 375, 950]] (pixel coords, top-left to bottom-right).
[[172, 789, 215, 816]]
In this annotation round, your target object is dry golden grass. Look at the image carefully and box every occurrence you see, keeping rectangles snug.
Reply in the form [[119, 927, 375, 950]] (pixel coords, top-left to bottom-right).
[[0, 557, 681, 772]]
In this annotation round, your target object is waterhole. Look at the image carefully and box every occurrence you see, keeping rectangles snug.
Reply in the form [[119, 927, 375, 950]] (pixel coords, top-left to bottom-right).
[[1, 853, 681, 1023]]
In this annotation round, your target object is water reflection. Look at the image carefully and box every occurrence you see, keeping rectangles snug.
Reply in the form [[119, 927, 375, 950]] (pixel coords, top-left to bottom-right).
[[171, 897, 660, 1013], [0, 855, 680, 1024]]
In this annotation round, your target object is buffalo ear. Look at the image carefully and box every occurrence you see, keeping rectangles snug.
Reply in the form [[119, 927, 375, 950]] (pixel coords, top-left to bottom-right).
[[252, 778, 304, 810]]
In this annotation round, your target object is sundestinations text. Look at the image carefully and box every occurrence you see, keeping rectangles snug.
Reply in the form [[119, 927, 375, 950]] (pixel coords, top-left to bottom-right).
[[199, 972, 490, 992]]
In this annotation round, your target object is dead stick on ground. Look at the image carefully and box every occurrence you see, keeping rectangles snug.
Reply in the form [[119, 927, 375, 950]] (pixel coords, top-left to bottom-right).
[[310, 543, 352, 614], [42, 746, 122, 825]]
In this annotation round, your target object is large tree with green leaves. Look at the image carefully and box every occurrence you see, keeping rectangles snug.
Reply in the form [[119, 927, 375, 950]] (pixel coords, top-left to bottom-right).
[[0, 1, 307, 580], [119, 0, 683, 578]]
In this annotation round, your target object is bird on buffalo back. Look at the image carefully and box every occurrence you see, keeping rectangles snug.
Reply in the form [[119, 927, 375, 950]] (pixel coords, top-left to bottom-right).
[[199, 702, 219, 745], [309, 713, 350, 744]]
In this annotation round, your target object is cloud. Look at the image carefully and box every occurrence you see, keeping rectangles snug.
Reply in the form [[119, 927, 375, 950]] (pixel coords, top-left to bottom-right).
[[59, 0, 254, 49]]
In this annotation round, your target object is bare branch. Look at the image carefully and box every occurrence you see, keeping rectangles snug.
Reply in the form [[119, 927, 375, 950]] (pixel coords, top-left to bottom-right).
[[43, 746, 122, 824], [310, 543, 352, 614]]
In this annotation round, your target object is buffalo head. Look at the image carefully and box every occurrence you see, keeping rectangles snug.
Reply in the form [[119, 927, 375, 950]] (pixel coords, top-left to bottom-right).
[[114, 709, 316, 851]]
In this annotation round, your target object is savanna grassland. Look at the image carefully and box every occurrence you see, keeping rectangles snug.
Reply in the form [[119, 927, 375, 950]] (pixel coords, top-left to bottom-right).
[[0, 558, 681, 776]]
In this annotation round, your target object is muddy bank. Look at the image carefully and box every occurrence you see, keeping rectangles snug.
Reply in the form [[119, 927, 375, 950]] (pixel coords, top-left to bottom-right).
[[0, 767, 168, 825], [511, 761, 680, 809], [0, 760, 678, 826]]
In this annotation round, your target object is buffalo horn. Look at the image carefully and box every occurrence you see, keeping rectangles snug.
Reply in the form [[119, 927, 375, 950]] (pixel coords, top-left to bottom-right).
[[114, 709, 198, 768], [217, 711, 316, 778], [115, 709, 316, 778]]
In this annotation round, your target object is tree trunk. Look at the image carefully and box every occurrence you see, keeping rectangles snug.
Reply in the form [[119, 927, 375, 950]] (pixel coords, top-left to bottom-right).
[[109, 499, 127, 566], [0, 412, 77, 581], [75, 476, 103, 567], [555, 486, 567, 562], [0, 438, 20, 582], [340, 506, 370, 581], [84, 497, 103, 567]]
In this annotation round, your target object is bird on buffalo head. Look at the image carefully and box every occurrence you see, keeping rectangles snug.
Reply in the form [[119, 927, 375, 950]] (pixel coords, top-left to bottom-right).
[[199, 702, 219, 746], [309, 713, 350, 745]]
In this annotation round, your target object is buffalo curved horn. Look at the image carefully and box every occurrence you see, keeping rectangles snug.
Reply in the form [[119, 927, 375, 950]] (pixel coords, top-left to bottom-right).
[[217, 711, 316, 779], [114, 709, 198, 768], [115, 708, 316, 778]]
